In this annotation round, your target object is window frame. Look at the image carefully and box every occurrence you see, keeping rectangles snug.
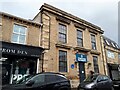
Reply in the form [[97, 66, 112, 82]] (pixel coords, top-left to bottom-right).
[[77, 29, 83, 47], [58, 23, 67, 43], [11, 24, 27, 44], [107, 50, 115, 59], [93, 56, 99, 73], [91, 34, 97, 50], [59, 50, 67, 72]]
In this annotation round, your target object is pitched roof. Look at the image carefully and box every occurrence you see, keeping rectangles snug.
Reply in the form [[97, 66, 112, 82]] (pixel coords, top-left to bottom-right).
[[103, 36, 120, 49]]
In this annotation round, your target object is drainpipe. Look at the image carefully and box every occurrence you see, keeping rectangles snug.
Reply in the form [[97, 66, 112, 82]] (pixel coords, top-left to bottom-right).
[[41, 51, 44, 72]]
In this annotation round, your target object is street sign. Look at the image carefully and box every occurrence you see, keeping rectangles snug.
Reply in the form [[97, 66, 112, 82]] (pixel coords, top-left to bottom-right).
[[76, 54, 87, 62]]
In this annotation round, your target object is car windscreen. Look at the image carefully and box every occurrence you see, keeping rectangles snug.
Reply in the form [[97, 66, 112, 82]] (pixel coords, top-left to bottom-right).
[[84, 74, 98, 82]]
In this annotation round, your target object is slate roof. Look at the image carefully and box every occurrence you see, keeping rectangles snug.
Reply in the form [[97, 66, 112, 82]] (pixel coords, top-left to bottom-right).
[[103, 36, 120, 49]]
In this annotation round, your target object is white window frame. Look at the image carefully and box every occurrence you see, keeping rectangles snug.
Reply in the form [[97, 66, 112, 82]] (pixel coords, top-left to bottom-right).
[[107, 50, 115, 59], [11, 24, 27, 44]]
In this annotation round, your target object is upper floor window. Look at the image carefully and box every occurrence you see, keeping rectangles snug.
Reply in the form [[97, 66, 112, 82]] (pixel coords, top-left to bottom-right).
[[59, 50, 67, 72], [77, 30, 83, 47], [11, 24, 27, 44], [105, 39, 110, 46], [118, 54, 120, 59], [93, 56, 99, 73], [58, 23, 67, 43], [107, 50, 114, 59], [91, 34, 96, 50]]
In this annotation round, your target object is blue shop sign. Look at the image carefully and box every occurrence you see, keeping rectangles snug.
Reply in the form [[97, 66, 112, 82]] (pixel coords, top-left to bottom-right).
[[76, 54, 87, 62]]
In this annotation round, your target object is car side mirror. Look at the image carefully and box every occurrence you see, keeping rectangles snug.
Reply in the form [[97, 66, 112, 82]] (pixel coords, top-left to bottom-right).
[[26, 80, 34, 86]]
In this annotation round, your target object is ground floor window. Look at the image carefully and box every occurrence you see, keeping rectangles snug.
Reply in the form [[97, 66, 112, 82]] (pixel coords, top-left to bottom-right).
[[59, 50, 67, 72], [1, 57, 11, 85], [93, 56, 99, 73], [1, 57, 37, 84], [12, 58, 37, 83]]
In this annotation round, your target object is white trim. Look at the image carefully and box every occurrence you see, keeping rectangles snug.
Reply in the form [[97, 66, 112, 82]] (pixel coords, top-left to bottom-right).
[[11, 24, 27, 45], [36, 58, 39, 73]]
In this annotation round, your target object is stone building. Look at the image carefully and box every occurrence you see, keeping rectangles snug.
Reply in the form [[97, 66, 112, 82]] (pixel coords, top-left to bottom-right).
[[33, 3, 104, 87], [101, 36, 120, 80], [0, 12, 44, 85], [1, 3, 119, 88]]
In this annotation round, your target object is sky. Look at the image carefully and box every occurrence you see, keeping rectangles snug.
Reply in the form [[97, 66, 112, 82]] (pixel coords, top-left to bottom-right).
[[0, 0, 119, 44]]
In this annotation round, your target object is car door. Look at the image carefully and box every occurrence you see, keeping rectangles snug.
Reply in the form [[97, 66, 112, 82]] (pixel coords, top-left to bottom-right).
[[45, 74, 58, 90], [102, 75, 112, 89], [96, 75, 111, 90], [24, 74, 46, 90], [96, 75, 103, 90]]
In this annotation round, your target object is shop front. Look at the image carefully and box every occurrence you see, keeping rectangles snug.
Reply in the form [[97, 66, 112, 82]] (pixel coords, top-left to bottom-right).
[[107, 63, 120, 80], [1, 41, 44, 85]]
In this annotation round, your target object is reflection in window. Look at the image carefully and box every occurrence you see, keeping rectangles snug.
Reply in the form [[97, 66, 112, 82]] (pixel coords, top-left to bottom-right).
[[107, 50, 114, 59], [77, 30, 83, 47], [12, 59, 36, 83], [31, 74, 45, 84], [119, 54, 120, 59], [93, 56, 99, 73], [58, 24, 67, 43], [91, 34, 96, 50], [11, 24, 27, 44]]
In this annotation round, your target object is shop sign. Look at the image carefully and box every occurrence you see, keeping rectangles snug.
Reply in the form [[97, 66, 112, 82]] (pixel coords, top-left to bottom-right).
[[76, 54, 87, 62], [2, 48, 28, 55], [1, 41, 44, 57]]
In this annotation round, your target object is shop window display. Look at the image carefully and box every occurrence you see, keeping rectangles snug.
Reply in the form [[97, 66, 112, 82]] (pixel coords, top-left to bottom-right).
[[11, 59, 37, 84]]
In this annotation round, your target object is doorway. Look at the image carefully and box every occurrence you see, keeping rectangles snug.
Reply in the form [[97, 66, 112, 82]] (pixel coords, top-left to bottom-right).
[[78, 62, 86, 82]]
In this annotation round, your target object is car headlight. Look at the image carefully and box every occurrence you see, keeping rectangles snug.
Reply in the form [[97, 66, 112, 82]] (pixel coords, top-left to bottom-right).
[[85, 83, 95, 89]]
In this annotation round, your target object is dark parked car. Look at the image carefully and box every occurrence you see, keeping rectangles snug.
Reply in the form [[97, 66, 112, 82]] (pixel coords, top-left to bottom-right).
[[78, 74, 113, 90], [2, 72, 71, 90]]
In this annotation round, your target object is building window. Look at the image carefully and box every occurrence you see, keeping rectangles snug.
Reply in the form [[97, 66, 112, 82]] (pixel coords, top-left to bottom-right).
[[93, 56, 99, 73], [118, 54, 120, 59], [111, 42, 116, 48], [107, 50, 114, 59], [58, 24, 67, 43], [115, 44, 119, 49], [59, 50, 67, 72], [91, 34, 96, 50], [12, 59, 37, 84], [11, 24, 27, 44], [105, 39, 110, 46], [77, 30, 83, 47]]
